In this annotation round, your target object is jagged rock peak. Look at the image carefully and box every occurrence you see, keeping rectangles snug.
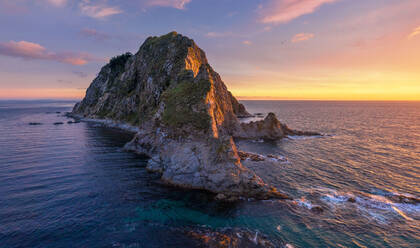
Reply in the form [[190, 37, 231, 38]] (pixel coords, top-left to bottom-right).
[[73, 31, 251, 135]]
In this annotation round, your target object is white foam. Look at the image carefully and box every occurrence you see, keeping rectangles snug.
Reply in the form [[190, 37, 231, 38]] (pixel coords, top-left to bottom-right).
[[321, 192, 353, 205], [82, 117, 140, 133], [286, 135, 324, 140], [296, 197, 313, 209], [302, 187, 419, 223]]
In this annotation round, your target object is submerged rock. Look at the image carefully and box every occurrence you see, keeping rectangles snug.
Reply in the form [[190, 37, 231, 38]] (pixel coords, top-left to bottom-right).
[[238, 151, 288, 164], [67, 120, 81, 124], [386, 194, 420, 204], [71, 32, 312, 199], [238, 151, 265, 162], [310, 206, 324, 214], [186, 228, 278, 248]]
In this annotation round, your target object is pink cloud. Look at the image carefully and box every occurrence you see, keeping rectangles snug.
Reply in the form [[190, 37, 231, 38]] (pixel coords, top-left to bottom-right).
[[259, 0, 338, 24], [0, 40, 98, 65], [408, 26, 420, 39], [79, 0, 122, 19], [292, 33, 314, 42], [145, 0, 192, 9]]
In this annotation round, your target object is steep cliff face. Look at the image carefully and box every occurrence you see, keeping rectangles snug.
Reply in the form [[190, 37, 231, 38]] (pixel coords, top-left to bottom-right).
[[73, 32, 291, 199], [73, 32, 250, 132]]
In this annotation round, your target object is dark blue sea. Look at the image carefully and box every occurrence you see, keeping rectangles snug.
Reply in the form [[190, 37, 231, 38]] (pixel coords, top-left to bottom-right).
[[0, 100, 419, 248]]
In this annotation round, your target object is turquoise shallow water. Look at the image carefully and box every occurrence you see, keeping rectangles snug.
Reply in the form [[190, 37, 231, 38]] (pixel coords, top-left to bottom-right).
[[0, 100, 419, 247]]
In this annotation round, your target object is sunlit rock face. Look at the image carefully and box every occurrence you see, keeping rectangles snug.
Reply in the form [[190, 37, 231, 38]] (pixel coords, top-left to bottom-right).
[[73, 32, 290, 199]]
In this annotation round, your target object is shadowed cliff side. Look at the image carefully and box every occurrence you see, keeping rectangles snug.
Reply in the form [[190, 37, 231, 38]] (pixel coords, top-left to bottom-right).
[[72, 32, 315, 200]]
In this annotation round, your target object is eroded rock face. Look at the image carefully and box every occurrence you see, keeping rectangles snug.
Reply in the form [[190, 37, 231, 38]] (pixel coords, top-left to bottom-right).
[[72, 32, 301, 199]]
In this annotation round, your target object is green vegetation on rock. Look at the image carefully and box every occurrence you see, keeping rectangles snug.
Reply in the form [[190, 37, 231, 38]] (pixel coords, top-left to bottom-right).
[[162, 78, 211, 130], [109, 52, 132, 72]]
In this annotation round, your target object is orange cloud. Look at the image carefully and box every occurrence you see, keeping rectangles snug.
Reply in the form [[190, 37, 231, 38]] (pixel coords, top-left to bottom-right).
[[292, 33, 314, 42], [145, 0, 192, 9], [408, 26, 420, 39], [0, 40, 98, 65], [259, 0, 338, 24], [79, 0, 122, 19]]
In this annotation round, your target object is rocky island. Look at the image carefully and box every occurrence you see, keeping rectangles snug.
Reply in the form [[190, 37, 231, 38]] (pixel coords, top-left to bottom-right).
[[72, 32, 318, 200]]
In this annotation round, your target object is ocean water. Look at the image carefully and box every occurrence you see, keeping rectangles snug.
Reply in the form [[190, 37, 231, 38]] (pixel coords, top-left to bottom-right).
[[0, 100, 419, 248]]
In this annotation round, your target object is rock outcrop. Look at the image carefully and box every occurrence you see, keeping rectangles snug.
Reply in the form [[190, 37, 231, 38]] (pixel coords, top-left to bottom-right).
[[186, 228, 278, 248], [234, 113, 320, 140], [72, 32, 312, 199]]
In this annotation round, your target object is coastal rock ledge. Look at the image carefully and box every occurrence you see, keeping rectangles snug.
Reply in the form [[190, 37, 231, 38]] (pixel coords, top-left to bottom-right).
[[72, 32, 316, 200]]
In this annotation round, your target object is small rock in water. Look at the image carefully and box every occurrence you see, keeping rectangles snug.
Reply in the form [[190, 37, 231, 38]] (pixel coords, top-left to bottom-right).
[[310, 206, 324, 214], [53, 122, 64, 125], [386, 194, 420, 204], [238, 151, 265, 162], [29, 122, 42, 125], [67, 120, 81, 124], [347, 197, 356, 203]]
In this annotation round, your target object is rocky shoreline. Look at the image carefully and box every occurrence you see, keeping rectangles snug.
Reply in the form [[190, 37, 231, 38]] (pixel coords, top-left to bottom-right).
[[71, 32, 319, 200]]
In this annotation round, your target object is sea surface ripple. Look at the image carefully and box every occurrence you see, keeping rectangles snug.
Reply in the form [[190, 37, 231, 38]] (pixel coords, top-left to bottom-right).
[[0, 100, 419, 248]]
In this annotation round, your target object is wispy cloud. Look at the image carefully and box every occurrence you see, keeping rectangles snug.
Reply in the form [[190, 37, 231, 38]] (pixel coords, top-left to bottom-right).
[[79, 0, 122, 19], [259, 0, 338, 24], [408, 26, 420, 39], [80, 28, 112, 41], [291, 33, 314, 42], [0, 40, 98, 65], [57, 79, 73, 84], [72, 71, 89, 78], [145, 0, 192, 9]]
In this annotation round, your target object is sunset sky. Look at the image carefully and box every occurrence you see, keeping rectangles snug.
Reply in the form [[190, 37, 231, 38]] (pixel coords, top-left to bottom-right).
[[0, 0, 419, 100]]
